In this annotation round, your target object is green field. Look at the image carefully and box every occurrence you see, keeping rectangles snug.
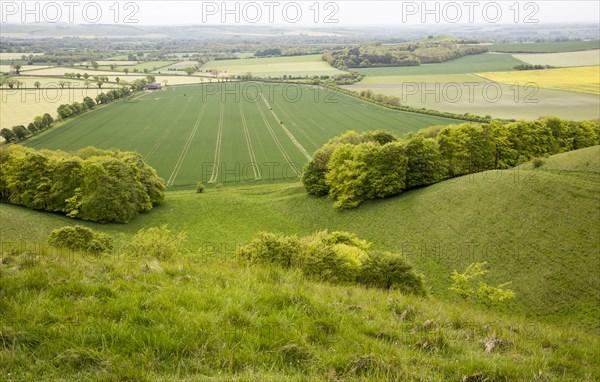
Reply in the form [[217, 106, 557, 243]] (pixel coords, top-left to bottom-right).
[[200, 54, 345, 77], [23, 83, 458, 187], [490, 40, 600, 53], [356, 53, 525, 77], [512, 49, 600, 67], [345, 82, 600, 121]]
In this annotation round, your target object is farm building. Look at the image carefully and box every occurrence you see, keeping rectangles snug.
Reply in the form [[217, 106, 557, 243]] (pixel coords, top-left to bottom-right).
[[147, 83, 162, 90]]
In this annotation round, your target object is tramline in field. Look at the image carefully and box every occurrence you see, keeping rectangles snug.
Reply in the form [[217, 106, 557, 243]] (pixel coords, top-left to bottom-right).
[[25, 82, 458, 187]]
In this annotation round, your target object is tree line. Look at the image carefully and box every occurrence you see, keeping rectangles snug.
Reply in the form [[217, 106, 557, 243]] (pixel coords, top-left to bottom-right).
[[323, 43, 488, 70], [0, 146, 166, 223], [302, 118, 600, 208]]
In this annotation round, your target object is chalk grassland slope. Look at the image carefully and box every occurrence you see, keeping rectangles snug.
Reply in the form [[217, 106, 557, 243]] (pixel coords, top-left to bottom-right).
[[200, 54, 346, 77], [2, 147, 599, 327], [490, 40, 600, 53], [344, 83, 600, 121], [513, 49, 600, 68], [23, 83, 458, 186], [477, 66, 600, 95], [1, 250, 598, 382], [0, 87, 107, 129], [356, 53, 526, 78]]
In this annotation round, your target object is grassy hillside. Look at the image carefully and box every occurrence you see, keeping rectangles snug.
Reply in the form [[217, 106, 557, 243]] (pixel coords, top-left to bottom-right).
[[2, 247, 598, 381], [2, 147, 599, 328]]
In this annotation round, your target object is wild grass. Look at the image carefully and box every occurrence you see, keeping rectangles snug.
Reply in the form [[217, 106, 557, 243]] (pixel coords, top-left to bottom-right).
[[1, 246, 598, 381]]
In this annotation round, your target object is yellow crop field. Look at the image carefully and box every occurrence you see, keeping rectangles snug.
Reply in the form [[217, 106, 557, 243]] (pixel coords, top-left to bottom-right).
[[477, 66, 600, 95]]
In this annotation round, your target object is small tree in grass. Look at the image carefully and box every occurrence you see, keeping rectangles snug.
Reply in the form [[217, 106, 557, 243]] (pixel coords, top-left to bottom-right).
[[196, 182, 205, 193], [449, 262, 516, 307]]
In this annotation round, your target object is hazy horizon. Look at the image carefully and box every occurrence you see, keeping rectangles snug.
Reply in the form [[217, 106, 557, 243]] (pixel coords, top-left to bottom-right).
[[1, 1, 598, 27]]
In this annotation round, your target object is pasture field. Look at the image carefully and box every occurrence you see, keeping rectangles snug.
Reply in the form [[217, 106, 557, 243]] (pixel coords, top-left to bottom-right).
[[356, 53, 525, 77], [490, 40, 600, 53], [24, 83, 457, 186], [200, 54, 345, 77], [0, 87, 107, 129], [512, 49, 600, 67], [345, 83, 600, 121], [477, 66, 600, 95]]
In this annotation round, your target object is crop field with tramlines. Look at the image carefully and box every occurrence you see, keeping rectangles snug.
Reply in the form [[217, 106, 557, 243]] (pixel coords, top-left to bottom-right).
[[24, 82, 457, 187]]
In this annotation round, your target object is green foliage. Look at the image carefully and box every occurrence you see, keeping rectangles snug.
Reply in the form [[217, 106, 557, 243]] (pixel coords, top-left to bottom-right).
[[404, 135, 447, 188], [47, 225, 112, 254], [358, 251, 426, 295], [326, 141, 408, 208], [124, 225, 186, 260], [323, 42, 488, 69], [238, 232, 302, 268], [239, 230, 424, 294], [449, 262, 516, 308], [0, 146, 165, 223], [196, 182, 205, 193], [308, 117, 600, 208]]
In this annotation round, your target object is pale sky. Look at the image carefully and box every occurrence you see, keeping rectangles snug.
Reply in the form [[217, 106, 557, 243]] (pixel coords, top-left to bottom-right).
[[2, 1, 599, 26]]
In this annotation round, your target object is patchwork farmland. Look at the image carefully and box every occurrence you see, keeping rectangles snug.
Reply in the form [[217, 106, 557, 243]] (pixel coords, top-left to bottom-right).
[[24, 83, 457, 186]]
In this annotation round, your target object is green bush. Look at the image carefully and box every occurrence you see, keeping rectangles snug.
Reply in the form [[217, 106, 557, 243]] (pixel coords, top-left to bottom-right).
[[358, 252, 426, 295], [196, 182, 205, 193], [237, 232, 302, 268], [532, 158, 545, 168], [47, 225, 112, 254], [300, 241, 366, 283], [124, 225, 186, 260], [240, 230, 425, 293]]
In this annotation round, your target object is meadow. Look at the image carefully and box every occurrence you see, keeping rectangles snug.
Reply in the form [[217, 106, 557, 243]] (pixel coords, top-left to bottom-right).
[[200, 54, 345, 77], [490, 40, 600, 53], [478, 66, 600, 95], [23, 83, 458, 187], [512, 49, 600, 67]]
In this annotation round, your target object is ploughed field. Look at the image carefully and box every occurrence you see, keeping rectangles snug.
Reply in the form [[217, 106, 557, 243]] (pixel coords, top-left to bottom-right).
[[24, 82, 457, 187]]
